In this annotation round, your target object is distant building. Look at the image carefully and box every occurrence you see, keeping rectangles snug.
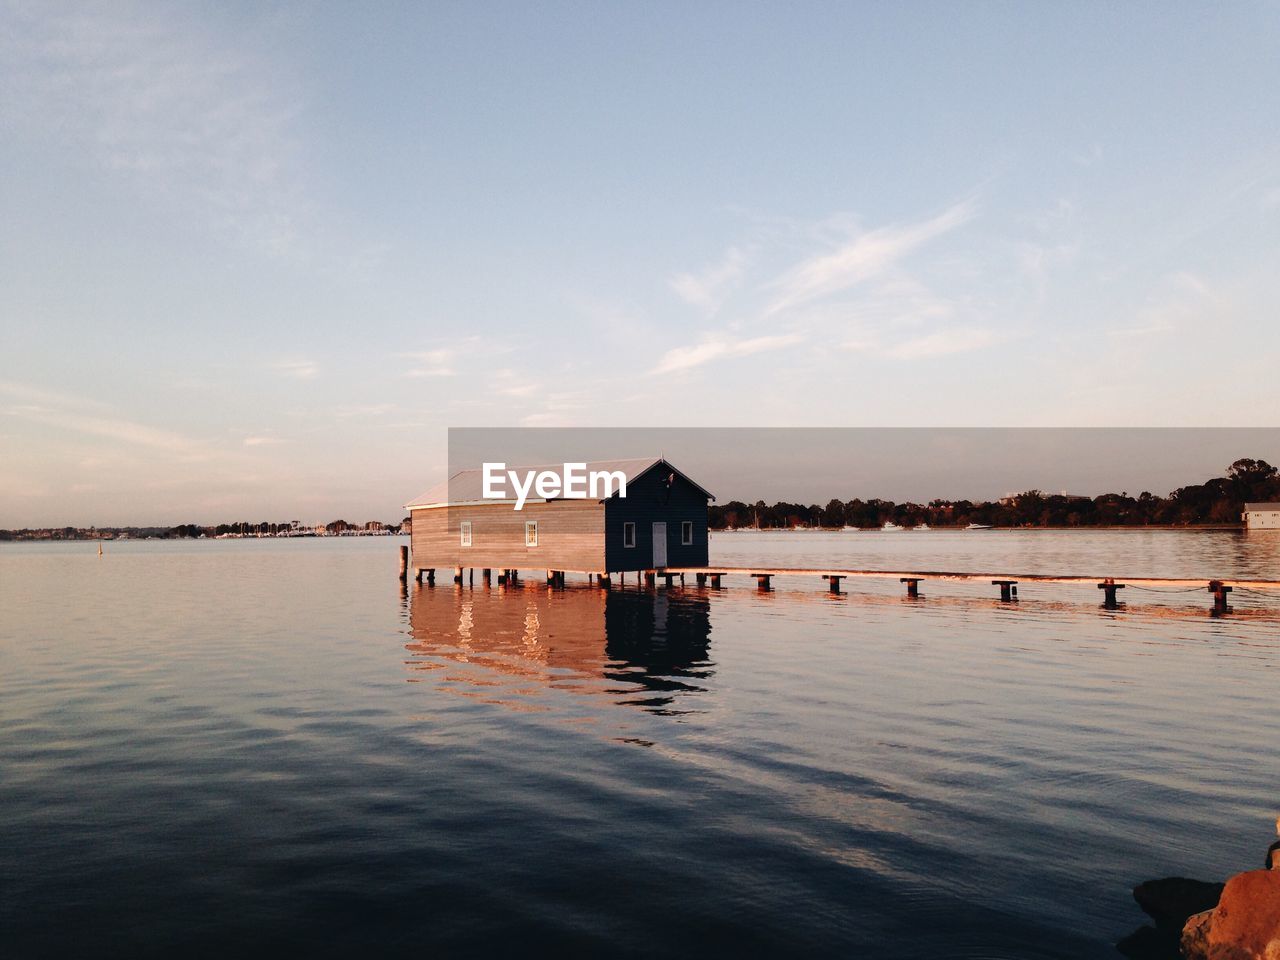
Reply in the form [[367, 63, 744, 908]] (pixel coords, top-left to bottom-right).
[[998, 492, 1091, 507], [405, 457, 713, 576], [1243, 502, 1280, 529]]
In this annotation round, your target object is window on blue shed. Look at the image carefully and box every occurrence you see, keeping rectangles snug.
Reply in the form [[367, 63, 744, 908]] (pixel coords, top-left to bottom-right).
[[681, 521, 693, 545], [623, 522, 635, 548]]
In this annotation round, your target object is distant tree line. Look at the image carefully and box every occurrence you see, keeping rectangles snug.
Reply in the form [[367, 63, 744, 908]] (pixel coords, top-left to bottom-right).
[[0, 518, 407, 541], [708, 458, 1280, 530]]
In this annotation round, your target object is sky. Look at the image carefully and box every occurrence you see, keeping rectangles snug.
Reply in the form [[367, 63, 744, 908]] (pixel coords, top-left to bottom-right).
[[2, 1, 1280, 525]]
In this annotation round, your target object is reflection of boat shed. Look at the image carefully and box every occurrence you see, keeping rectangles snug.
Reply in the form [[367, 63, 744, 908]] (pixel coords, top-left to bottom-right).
[[405, 457, 713, 582], [405, 586, 712, 716], [1243, 502, 1280, 529]]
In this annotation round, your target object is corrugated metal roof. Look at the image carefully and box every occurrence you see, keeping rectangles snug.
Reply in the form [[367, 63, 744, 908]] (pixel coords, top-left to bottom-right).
[[405, 457, 713, 509], [1244, 502, 1280, 510]]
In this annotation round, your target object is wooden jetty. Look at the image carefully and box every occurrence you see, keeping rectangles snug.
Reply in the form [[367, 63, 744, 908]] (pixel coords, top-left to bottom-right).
[[400, 545, 1280, 616], [660, 567, 1276, 616], [401, 547, 1280, 616]]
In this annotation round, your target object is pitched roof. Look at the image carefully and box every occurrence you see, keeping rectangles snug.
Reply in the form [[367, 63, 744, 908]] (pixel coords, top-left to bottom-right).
[[1244, 502, 1280, 510], [405, 457, 714, 509]]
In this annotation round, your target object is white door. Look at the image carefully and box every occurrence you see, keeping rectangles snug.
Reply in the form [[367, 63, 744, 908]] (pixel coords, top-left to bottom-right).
[[652, 522, 667, 567]]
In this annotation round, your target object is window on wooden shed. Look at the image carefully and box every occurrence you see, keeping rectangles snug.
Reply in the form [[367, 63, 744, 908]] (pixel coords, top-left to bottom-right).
[[460, 520, 472, 547], [623, 522, 635, 548], [525, 520, 538, 547], [681, 521, 693, 545]]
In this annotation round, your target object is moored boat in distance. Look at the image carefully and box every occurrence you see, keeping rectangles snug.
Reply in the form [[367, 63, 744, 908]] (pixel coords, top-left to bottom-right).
[[966, 522, 993, 530], [914, 523, 930, 531], [882, 521, 904, 531]]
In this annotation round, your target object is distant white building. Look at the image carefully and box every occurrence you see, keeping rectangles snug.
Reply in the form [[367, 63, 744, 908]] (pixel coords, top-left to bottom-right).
[[1243, 503, 1280, 529]]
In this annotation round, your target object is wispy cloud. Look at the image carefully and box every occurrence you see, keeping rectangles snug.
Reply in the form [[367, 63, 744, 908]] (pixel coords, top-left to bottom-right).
[[243, 435, 286, 446], [333, 403, 398, 419], [2, 394, 203, 457], [401, 348, 457, 378], [398, 337, 494, 378], [272, 359, 319, 380], [764, 200, 976, 316], [884, 326, 999, 359], [0, 379, 114, 412], [653, 333, 805, 374], [0, 379, 242, 475], [670, 246, 749, 314], [490, 368, 539, 398], [1073, 143, 1104, 167], [25, 411, 199, 453], [1, 2, 306, 255], [1109, 272, 1214, 339]]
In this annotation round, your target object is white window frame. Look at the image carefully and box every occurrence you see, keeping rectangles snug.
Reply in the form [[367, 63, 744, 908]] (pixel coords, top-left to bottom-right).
[[460, 520, 472, 547], [525, 520, 538, 547], [681, 520, 693, 545], [623, 522, 635, 548]]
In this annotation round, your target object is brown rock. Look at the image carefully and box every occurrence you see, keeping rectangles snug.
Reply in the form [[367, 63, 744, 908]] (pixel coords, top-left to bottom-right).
[[1181, 909, 1213, 959], [1133, 877, 1224, 932], [1202, 869, 1280, 959]]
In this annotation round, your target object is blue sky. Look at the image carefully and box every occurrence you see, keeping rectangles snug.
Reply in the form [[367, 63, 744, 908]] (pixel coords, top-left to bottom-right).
[[2, 1, 1280, 524]]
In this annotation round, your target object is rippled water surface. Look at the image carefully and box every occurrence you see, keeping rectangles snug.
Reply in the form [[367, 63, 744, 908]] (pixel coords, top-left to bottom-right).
[[3, 532, 1280, 958]]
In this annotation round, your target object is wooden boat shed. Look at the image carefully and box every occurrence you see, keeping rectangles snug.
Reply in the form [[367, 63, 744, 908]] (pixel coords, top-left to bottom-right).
[[405, 457, 714, 583]]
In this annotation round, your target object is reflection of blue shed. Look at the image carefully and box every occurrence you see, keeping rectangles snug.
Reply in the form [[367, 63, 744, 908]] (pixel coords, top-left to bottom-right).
[[405, 457, 714, 577]]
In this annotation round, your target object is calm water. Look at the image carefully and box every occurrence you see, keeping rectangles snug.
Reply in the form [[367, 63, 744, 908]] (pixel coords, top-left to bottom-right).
[[3, 531, 1279, 958]]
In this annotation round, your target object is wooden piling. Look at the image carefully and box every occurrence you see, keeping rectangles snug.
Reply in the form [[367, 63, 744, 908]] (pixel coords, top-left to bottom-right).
[[1208, 580, 1233, 616], [992, 579, 1017, 602], [398, 545, 408, 582], [753, 573, 772, 591], [900, 577, 922, 598], [1097, 579, 1125, 609], [824, 574, 844, 593]]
